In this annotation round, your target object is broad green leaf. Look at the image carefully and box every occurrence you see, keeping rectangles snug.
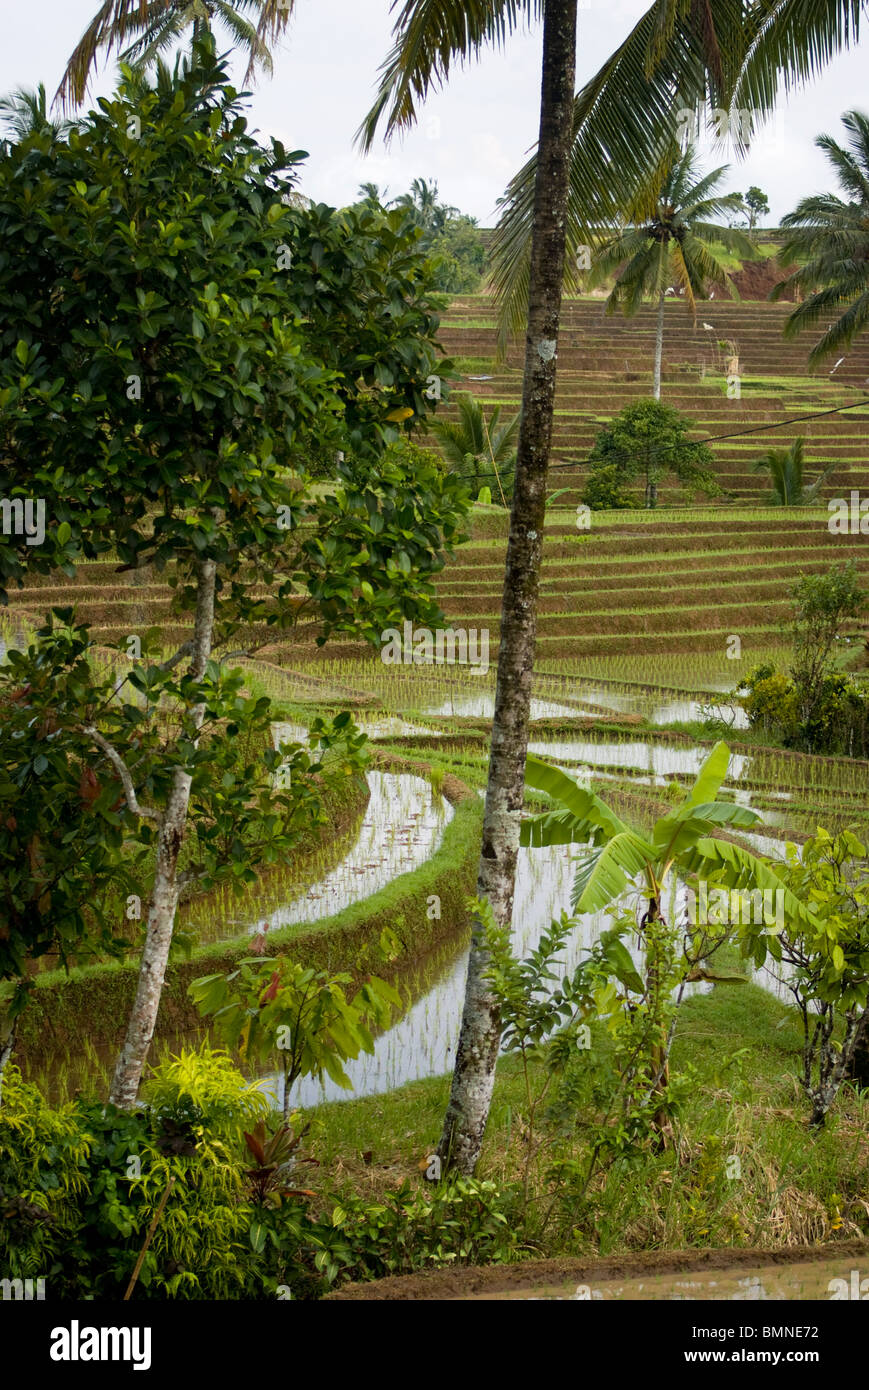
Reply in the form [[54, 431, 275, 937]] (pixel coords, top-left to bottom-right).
[[680, 837, 822, 931], [654, 799, 761, 860], [523, 755, 628, 846], [571, 830, 655, 915], [687, 741, 731, 806]]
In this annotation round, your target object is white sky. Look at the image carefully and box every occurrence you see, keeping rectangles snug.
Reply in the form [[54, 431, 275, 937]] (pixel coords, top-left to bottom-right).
[[2, 0, 866, 223]]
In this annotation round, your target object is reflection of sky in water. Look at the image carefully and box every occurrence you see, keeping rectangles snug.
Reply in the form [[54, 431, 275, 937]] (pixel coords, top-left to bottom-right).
[[528, 738, 751, 781], [418, 695, 592, 720], [276, 837, 713, 1111], [546, 682, 749, 730], [243, 769, 452, 938], [270, 751, 800, 1111]]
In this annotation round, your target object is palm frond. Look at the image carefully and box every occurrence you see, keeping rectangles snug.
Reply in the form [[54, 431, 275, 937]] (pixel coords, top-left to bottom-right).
[[356, 0, 543, 153]]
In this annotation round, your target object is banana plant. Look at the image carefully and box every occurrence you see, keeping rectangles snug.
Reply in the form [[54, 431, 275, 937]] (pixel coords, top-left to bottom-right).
[[521, 740, 819, 1129], [522, 740, 815, 930]]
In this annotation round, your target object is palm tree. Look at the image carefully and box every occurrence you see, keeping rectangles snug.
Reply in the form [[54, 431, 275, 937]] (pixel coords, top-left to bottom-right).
[[771, 110, 869, 365], [522, 742, 818, 1131], [0, 84, 77, 142], [751, 437, 837, 505], [430, 394, 519, 506], [57, 0, 291, 107], [361, 0, 578, 1177], [393, 176, 451, 232], [476, 0, 867, 344], [591, 148, 754, 410], [357, 181, 387, 207]]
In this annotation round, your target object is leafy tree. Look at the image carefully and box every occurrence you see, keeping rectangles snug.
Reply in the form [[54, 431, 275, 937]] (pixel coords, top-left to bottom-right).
[[427, 216, 488, 294], [0, 612, 369, 1103], [772, 110, 869, 365], [356, 181, 487, 294], [739, 662, 869, 757], [788, 561, 865, 738], [521, 742, 819, 1136], [585, 399, 719, 510], [430, 393, 518, 505], [743, 185, 770, 229], [0, 621, 138, 1099], [57, 0, 291, 106], [0, 48, 468, 1107], [580, 463, 635, 512], [751, 437, 837, 505], [190, 954, 400, 1117], [745, 828, 869, 1126], [739, 666, 799, 740], [589, 146, 754, 409]]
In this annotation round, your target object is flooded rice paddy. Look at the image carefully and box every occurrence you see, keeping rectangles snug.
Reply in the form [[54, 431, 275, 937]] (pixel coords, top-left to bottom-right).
[[187, 769, 452, 945], [244, 721, 802, 1109]]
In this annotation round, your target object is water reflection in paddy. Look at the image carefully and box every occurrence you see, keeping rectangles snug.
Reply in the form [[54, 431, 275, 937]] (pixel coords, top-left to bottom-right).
[[279, 840, 709, 1111]]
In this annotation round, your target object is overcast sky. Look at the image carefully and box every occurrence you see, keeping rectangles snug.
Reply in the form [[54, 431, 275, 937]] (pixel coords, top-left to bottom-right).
[[2, 0, 866, 223]]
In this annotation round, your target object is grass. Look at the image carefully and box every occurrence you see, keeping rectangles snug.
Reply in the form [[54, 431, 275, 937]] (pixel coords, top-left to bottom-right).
[[305, 978, 869, 1256]]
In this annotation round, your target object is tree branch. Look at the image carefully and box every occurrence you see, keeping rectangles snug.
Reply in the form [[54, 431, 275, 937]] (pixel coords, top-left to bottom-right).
[[82, 726, 160, 822]]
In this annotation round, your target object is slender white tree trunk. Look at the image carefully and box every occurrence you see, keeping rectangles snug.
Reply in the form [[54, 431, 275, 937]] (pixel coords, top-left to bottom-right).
[[109, 559, 216, 1109], [437, 0, 577, 1177], [647, 257, 666, 508], [652, 286, 665, 404]]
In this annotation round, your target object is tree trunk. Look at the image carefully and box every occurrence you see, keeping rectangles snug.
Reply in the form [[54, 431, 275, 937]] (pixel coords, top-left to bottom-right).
[[643, 898, 672, 1145], [437, 0, 577, 1177], [0, 1015, 17, 1107], [647, 274, 665, 508], [108, 559, 217, 1109], [652, 286, 665, 404]]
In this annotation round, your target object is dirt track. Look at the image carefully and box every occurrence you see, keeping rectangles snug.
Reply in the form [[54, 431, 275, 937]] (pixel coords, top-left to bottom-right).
[[325, 1239, 869, 1301]]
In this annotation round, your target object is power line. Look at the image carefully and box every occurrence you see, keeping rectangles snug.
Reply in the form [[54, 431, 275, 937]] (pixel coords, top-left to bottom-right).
[[457, 394, 869, 483]]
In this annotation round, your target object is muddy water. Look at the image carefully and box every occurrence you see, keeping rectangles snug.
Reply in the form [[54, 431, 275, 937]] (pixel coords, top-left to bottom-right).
[[473, 1256, 858, 1301]]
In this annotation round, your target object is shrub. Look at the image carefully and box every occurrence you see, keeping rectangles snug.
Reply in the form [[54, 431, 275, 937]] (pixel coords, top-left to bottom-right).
[[581, 463, 635, 511]]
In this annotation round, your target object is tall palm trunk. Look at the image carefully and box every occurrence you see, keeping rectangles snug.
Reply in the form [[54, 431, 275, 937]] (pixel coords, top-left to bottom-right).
[[108, 558, 216, 1108], [652, 290, 665, 403], [437, 0, 577, 1177], [649, 249, 666, 507], [647, 247, 667, 508]]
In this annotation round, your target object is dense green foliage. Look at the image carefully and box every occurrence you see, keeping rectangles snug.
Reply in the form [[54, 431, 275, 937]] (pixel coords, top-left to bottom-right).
[[751, 437, 835, 506], [741, 562, 869, 755], [430, 393, 518, 505], [364, 178, 488, 294], [582, 399, 719, 510], [0, 1051, 515, 1297]]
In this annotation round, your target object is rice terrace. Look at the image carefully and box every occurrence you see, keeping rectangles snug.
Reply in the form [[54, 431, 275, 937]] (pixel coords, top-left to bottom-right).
[[1, 0, 869, 1349]]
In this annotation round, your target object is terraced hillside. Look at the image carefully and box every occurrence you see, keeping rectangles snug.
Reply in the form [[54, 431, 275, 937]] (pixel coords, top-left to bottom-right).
[[436, 295, 869, 507], [4, 297, 867, 675], [5, 507, 866, 670]]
